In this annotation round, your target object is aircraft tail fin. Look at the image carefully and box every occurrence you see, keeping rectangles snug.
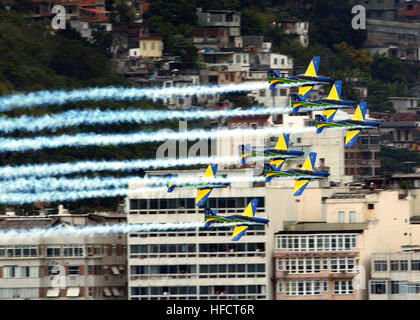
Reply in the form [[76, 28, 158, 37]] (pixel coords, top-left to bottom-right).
[[326, 81, 342, 100], [274, 133, 290, 151], [352, 101, 367, 121], [304, 56, 320, 77], [242, 199, 258, 218], [301, 152, 316, 171], [204, 163, 217, 179]]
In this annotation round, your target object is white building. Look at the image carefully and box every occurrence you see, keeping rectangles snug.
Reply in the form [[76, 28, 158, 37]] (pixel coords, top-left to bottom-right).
[[126, 167, 285, 300], [370, 248, 420, 299]]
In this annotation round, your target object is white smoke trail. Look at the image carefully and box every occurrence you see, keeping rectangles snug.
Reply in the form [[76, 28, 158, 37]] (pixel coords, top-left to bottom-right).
[[0, 125, 369, 153], [0, 104, 345, 133], [0, 82, 318, 111], [0, 188, 130, 204], [0, 126, 318, 152], [0, 174, 267, 194], [0, 106, 286, 133], [0, 222, 259, 240], [0, 156, 240, 180]]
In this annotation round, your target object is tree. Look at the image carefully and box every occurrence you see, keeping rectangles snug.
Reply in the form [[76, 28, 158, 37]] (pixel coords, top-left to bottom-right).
[[371, 55, 407, 83], [241, 7, 265, 35], [305, 0, 367, 49]]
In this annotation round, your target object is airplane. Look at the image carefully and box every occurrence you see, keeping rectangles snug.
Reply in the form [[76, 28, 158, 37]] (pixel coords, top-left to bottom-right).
[[264, 152, 329, 196], [203, 199, 269, 241], [290, 80, 357, 113], [239, 133, 304, 170], [167, 163, 230, 207], [268, 56, 333, 89], [314, 101, 381, 147]]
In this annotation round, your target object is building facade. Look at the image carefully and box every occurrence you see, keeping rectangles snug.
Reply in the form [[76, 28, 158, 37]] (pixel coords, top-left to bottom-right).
[[0, 213, 127, 300], [274, 231, 360, 300], [370, 249, 420, 299], [127, 167, 287, 300]]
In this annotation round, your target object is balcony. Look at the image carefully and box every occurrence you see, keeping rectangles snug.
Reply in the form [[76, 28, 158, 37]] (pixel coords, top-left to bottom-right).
[[275, 269, 358, 280], [273, 249, 360, 258]]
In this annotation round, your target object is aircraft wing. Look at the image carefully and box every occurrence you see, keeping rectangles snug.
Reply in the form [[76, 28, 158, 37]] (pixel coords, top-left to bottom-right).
[[345, 129, 361, 148], [196, 188, 212, 206], [293, 179, 311, 196], [231, 225, 249, 241], [269, 159, 285, 170]]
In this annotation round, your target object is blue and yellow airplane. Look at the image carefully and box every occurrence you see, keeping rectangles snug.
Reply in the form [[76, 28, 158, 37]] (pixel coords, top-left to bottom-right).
[[204, 199, 269, 241], [314, 101, 381, 147], [239, 133, 304, 170], [264, 152, 329, 196], [291, 80, 357, 113], [167, 164, 230, 206], [268, 56, 333, 90]]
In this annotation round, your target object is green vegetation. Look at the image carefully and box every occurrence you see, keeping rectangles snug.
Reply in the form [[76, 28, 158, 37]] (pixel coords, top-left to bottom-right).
[[0, 9, 208, 214], [381, 146, 420, 175]]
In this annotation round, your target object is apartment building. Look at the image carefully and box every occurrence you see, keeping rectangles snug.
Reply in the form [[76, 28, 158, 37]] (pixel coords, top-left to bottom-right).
[[196, 8, 242, 48], [0, 212, 127, 300], [274, 230, 361, 300], [127, 167, 287, 300], [364, 19, 420, 60], [369, 248, 420, 299], [268, 186, 420, 299]]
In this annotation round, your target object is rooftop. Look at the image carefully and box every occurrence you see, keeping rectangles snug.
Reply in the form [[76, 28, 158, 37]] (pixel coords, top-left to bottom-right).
[[328, 192, 367, 199], [0, 217, 58, 230]]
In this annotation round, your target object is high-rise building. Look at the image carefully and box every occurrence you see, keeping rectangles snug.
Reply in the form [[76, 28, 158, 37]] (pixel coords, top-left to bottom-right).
[[126, 167, 286, 300]]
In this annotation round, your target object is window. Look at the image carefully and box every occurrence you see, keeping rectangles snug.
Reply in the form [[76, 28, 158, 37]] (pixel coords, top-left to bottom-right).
[[277, 258, 283, 271], [63, 245, 84, 257], [323, 280, 328, 292], [46, 246, 60, 257], [338, 211, 345, 223], [349, 211, 356, 223], [411, 260, 420, 271], [273, 58, 278, 65], [3, 266, 37, 278], [333, 281, 353, 294], [370, 281, 386, 295], [400, 260, 408, 271], [68, 266, 80, 275], [390, 260, 399, 271], [368, 203, 374, 210], [374, 260, 387, 272], [391, 281, 400, 294], [284, 280, 321, 296]]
